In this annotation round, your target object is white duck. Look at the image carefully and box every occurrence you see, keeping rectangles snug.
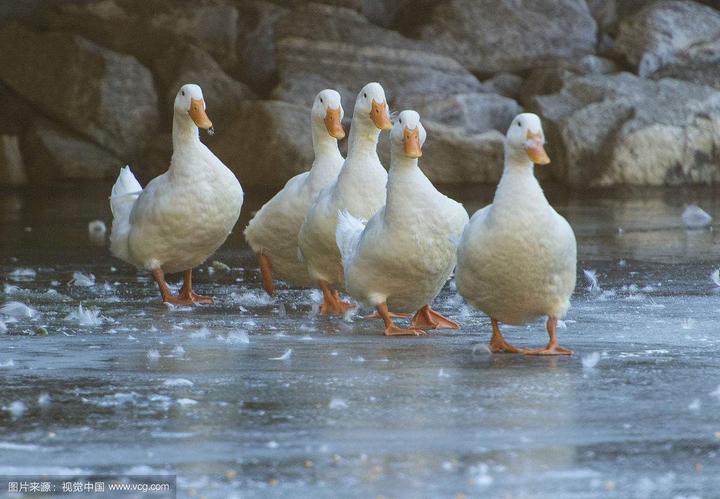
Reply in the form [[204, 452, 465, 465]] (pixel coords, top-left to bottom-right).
[[336, 110, 469, 336], [298, 82, 392, 314], [110, 83, 243, 305], [244, 89, 345, 295], [455, 113, 576, 355]]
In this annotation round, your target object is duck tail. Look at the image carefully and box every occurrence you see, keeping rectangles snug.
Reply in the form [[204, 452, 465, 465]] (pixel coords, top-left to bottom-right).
[[335, 209, 366, 269], [109, 165, 142, 264]]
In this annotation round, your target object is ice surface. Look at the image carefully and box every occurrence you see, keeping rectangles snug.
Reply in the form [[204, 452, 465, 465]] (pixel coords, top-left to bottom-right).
[[2, 186, 720, 499]]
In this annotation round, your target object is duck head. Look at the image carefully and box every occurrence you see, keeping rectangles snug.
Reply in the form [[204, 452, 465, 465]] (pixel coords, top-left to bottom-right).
[[391, 110, 426, 160], [354, 82, 392, 131], [505, 113, 550, 166], [174, 83, 214, 135], [312, 89, 345, 140]]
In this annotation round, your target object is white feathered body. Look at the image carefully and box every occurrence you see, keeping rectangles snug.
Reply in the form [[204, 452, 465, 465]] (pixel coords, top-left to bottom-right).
[[338, 164, 468, 312], [110, 141, 243, 274], [243, 152, 343, 287], [456, 168, 576, 324], [298, 147, 387, 286]]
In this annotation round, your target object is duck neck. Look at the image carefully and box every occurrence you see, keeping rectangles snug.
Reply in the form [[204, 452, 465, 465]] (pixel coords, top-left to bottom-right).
[[308, 122, 343, 183], [311, 122, 342, 161], [172, 112, 200, 152], [346, 117, 380, 163], [385, 150, 420, 221], [494, 148, 544, 207]]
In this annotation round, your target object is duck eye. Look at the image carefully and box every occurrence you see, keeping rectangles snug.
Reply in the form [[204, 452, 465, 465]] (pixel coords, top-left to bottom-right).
[[516, 122, 521, 127], [181, 91, 185, 96], [399, 119, 402, 124], [320, 98, 323, 103], [364, 93, 367, 98]]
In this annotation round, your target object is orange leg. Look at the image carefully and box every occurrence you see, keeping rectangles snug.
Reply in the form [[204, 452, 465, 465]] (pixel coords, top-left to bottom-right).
[[318, 280, 355, 315], [525, 317, 573, 356], [363, 311, 411, 320], [178, 269, 214, 304], [258, 252, 275, 296], [410, 305, 460, 330], [377, 303, 426, 337], [489, 318, 526, 353], [152, 268, 193, 306]]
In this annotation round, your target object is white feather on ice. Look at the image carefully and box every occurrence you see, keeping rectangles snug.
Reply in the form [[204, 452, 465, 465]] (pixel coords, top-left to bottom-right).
[[682, 205, 712, 229], [269, 349, 292, 361], [65, 304, 103, 326], [8, 268, 36, 281], [70, 272, 96, 287], [1, 301, 37, 319], [583, 269, 601, 293], [163, 378, 194, 387], [582, 352, 600, 370], [328, 398, 348, 409], [7, 401, 26, 419], [711, 269, 720, 287]]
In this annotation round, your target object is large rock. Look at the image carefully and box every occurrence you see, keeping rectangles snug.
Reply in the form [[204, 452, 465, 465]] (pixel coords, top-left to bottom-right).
[[412, 0, 597, 74], [0, 135, 27, 186], [23, 120, 122, 182], [0, 24, 159, 159], [207, 100, 314, 186], [518, 55, 619, 107], [404, 93, 522, 134], [271, 3, 484, 112], [615, 0, 720, 77], [532, 73, 720, 187], [47, 0, 240, 71], [153, 44, 256, 122], [378, 122, 506, 184], [234, 1, 289, 93]]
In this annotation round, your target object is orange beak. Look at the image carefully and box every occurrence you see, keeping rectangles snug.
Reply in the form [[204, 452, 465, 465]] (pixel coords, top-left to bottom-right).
[[403, 127, 422, 158], [324, 107, 345, 139], [526, 131, 550, 165], [189, 98, 213, 133], [370, 99, 392, 130]]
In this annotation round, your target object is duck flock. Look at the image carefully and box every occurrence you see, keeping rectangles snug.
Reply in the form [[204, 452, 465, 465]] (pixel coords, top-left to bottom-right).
[[109, 82, 576, 356]]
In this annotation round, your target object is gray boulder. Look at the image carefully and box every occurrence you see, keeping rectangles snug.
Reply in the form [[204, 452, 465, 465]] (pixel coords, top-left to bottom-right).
[[0, 24, 159, 159], [207, 100, 314, 186], [47, 0, 240, 71], [23, 120, 122, 182], [153, 44, 256, 122], [0, 135, 27, 186], [414, 0, 597, 74], [532, 73, 720, 187], [378, 122, 506, 184], [271, 3, 483, 112], [482, 73, 525, 100], [518, 55, 620, 107], [235, 1, 289, 92], [404, 93, 522, 134], [615, 0, 720, 77]]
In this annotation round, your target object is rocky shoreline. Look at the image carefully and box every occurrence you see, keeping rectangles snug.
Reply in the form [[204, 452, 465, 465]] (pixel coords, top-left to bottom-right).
[[1, 0, 719, 188]]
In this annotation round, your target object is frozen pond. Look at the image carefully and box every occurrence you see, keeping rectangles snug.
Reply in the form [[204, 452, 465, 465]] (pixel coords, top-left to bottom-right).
[[1, 184, 720, 498]]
